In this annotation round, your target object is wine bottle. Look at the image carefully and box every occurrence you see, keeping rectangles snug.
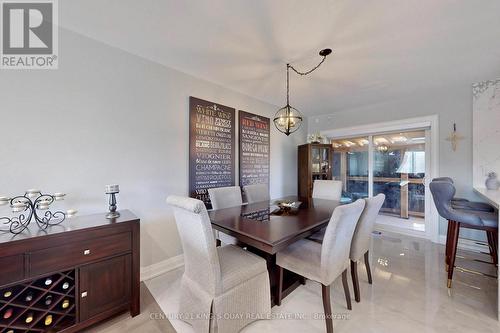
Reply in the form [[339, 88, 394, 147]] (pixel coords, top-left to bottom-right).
[[61, 299, 70, 309], [62, 281, 70, 290], [45, 295, 53, 306], [3, 290, 12, 298], [25, 291, 34, 302], [44, 277, 53, 286], [3, 308, 13, 319], [25, 312, 34, 323], [44, 314, 53, 326]]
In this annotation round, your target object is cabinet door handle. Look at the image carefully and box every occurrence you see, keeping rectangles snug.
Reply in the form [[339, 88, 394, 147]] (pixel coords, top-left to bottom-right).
[[83, 249, 91, 255], [81, 291, 88, 298]]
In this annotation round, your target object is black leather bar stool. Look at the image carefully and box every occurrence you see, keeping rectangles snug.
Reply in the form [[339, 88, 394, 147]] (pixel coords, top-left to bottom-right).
[[430, 180, 498, 288]]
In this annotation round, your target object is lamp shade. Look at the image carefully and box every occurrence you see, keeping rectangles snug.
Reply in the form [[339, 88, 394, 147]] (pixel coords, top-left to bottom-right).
[[396, 151, 425, 174], [273, 104, 303, 136]]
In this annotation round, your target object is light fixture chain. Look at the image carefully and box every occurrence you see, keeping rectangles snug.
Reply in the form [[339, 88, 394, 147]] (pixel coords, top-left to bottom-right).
[[286, 64, 290, 105], [289, 55, 327, 76]]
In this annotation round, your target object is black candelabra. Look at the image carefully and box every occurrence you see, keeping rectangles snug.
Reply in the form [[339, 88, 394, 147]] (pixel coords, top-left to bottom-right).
[[0, 190, 76, 234]]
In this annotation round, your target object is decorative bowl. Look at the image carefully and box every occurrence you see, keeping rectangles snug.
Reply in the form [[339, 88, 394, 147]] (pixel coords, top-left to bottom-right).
[[272, 200, 302, 215]]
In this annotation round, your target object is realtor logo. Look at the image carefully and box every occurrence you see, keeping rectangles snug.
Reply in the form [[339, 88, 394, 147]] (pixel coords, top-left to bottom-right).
[[1, 0, 58, 69]]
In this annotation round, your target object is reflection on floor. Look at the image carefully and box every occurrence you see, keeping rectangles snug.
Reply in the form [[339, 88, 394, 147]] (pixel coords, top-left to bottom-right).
[[85, 283, 175, 333], [375, 214, 426, 238], [146, 231, 498, 333]]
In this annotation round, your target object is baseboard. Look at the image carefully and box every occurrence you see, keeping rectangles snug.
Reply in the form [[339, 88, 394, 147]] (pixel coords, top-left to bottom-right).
[[374, 222, 427, 239], [437, 235, 490, 254], [140, 254, 184, 281]]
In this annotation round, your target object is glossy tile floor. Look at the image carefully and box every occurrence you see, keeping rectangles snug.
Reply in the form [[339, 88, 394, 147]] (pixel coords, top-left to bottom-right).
[[376, 214, 426, 232], [145, 232, 499, 333], [84, 283, 175, 333]]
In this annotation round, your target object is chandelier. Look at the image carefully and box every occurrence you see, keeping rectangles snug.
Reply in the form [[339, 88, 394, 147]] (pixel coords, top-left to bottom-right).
[[273, 48, 332, 136]]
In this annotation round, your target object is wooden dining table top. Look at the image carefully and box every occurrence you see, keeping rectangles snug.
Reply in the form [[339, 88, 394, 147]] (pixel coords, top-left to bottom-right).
[[208, 196, 341, 254]]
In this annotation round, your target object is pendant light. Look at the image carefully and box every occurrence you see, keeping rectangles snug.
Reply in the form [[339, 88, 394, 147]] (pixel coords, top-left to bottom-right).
[[273, 48, 332, 136]]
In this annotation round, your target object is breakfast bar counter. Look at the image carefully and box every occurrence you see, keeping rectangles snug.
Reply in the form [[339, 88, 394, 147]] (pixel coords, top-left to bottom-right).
[[473, 187, 500, 320]]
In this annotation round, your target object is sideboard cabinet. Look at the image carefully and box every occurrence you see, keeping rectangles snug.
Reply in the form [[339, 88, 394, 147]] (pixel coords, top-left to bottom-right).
[[0, 210, 140, 332]]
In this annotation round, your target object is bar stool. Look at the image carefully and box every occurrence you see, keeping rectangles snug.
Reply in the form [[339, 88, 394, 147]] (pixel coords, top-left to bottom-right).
[[429, 180, 498, 288], [432, 177, 494, 212]]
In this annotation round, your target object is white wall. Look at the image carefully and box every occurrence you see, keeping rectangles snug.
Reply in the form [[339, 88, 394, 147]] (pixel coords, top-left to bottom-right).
[[473, 79, 500, 187], [0, 28, 306, 269], [308, 85, 495, 241]]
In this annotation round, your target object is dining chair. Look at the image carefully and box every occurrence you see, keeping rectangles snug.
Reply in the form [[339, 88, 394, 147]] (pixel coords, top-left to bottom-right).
[[276, 199, 366, 333], [312, 180, 343, 201], [208, 186, 243, 245], [243, 184, 270, 204], [432, 177, 494, 212], [429, 180, 498, 288], [167, 195, 271, 333], [208, 186, 243, 209], [349, 194, 385, 302]]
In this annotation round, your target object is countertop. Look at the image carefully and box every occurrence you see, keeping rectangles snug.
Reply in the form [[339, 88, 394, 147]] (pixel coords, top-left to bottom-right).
[[473, 187, 500, 209]]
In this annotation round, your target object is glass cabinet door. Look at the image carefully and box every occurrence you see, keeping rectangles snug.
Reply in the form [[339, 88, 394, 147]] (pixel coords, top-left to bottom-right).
[[320, 148, 330, 174], [311, 146, 331, 180], [311, 147, 321, 173]]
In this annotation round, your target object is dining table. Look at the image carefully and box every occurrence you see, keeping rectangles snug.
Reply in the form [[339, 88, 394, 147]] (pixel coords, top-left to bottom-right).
[[208, 196, 342, 306]]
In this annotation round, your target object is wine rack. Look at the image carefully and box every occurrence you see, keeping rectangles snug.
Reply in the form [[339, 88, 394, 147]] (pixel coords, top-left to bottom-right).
[[0, 270, 76, 333]]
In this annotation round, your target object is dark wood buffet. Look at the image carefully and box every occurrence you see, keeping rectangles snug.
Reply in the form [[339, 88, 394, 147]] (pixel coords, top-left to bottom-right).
[[0, 210, 140, 332]]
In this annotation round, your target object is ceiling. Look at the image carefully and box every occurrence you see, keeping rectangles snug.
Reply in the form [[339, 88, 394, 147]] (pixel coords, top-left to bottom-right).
[[61, 0, 500, 115]]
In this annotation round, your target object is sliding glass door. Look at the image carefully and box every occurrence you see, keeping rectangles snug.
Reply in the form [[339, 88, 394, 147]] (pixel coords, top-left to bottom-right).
[[373, 130, 426, 219], [332, 137, 369, 201], [332, 130, 427, 227]]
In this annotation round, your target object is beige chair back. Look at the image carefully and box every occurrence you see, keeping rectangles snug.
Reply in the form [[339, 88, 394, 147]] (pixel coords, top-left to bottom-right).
[[208, 186, 243, 210], [321, 199, 365, 285], [243, 184, 270, 203], [166, 196, 221, 295], [350, 194, 385, 261], [313, 180, 343, 201]]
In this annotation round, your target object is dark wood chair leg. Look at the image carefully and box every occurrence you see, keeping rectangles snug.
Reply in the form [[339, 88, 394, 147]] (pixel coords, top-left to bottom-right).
[[487, 231, 494, 262], [341, 269, 352, 310], [276, 266, 283, 306], [350, 260, 360, 303], [321, 284, 334, 333], [445, 220, 453, 271], [488, 230, 498, 266], [364, 251, 373, 285], [447, 221, 460, 288], [494, 231, 499, 266], [487, 230, 498, 266]]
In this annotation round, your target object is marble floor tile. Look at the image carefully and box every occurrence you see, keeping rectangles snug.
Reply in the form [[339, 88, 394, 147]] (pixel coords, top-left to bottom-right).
[[84, 283, 176, 333], [145, 231, 499, 332]]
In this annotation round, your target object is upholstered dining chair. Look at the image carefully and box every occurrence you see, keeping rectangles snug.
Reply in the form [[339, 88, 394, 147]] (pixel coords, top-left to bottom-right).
[[208, 186, 243, 245], [432, 177, 494, 212], [429, 180, 498, 288], [276, 199, 366, 333], [208, 186, 243, 210], [167, 195, 271, 333], [243, 184, 270, 204], [349, 194, 385, 302], [306, 195, 386, 302], [312, 180, 343, 201]]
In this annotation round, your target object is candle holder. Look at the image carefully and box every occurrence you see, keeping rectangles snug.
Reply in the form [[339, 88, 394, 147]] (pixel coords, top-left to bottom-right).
[[105, 185, 120, 219], [0, 190, 76, 235]]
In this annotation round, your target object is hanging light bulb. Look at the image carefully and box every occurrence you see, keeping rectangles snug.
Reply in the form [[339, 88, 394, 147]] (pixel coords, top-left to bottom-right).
[[273, 48, 332, 136]]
